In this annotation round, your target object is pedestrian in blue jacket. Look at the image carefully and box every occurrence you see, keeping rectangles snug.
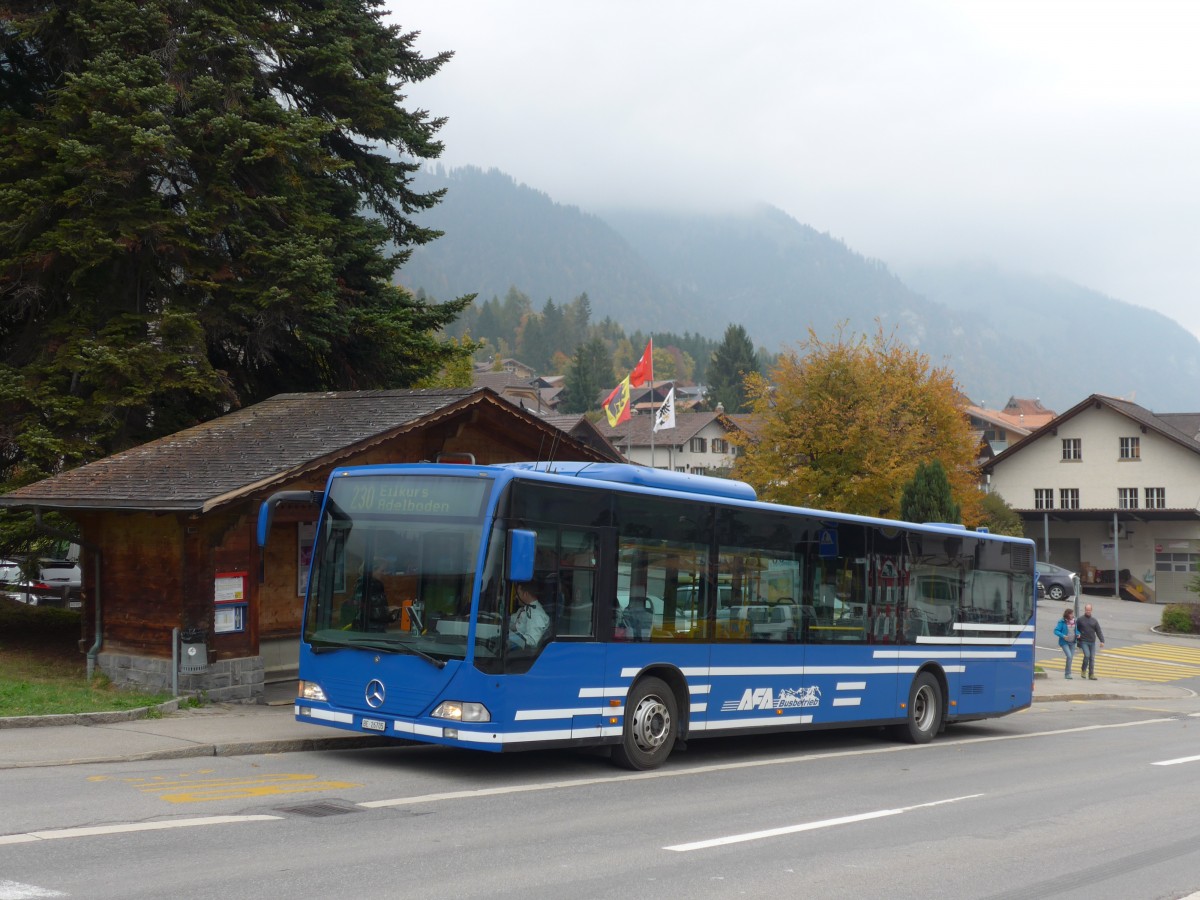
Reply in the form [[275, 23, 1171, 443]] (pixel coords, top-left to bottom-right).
[[1053, 607, 1077, 679]]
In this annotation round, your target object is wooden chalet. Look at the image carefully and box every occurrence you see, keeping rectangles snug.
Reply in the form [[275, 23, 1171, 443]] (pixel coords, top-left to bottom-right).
[[0, 388, 616, 701]]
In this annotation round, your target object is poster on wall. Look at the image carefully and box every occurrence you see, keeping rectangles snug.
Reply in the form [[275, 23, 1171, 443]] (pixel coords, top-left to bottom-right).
[[214, 571, 247, 634], [214, 571, 246, 602]]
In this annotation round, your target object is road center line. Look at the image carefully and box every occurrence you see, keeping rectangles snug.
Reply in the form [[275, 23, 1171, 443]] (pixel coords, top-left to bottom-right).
[[0, 815, 280, 846], [664, 794, 984, 852], [0, 881, 67, 899], [360, 715, 1182, 809], [1152, 754, 1200, 766]]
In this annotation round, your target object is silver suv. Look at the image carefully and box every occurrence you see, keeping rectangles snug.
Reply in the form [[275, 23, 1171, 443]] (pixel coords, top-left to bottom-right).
[[0, 555, 82, 608]]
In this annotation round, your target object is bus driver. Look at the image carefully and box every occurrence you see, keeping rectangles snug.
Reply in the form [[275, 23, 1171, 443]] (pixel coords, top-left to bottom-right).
[[509, 580, 550, 650]]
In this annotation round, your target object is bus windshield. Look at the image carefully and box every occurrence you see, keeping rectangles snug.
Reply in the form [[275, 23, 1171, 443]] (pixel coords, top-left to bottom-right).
[[303, 473, 493, 663]]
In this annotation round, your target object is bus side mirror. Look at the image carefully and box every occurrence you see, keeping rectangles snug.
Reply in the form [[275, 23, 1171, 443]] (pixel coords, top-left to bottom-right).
[[257, 490, 323, 548], [509, 529, 536, 583]]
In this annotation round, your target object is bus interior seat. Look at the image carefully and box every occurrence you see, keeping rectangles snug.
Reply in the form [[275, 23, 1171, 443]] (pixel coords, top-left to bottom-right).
[[621, 596, 654, 641]]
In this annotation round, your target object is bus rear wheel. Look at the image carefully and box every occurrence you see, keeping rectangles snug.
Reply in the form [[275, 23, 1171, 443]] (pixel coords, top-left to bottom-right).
[[894, 671, 942, 744], [612, 676, 678, 770]]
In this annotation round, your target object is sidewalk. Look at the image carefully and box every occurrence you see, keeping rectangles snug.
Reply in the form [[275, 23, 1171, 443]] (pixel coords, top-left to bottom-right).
[[1033, 669, 1195, 703], [0, 696, 396, 770], [2, 673, 1192, 770]]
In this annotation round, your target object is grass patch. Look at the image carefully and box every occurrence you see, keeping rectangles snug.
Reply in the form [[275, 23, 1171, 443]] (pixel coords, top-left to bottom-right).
[[0, 598, 171, 717]]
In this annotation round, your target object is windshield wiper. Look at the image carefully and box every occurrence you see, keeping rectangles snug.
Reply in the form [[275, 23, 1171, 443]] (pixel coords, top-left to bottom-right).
[[342, 636, 447, 669]]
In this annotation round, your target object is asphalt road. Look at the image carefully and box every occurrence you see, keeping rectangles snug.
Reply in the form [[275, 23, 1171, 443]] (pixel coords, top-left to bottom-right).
[[4, 593, 1199, 900], [4, 689, 1200, 899]]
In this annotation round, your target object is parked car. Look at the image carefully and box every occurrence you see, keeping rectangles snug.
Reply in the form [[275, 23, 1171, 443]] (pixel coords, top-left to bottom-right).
[[0, 558, 22, 584], [1036, 561, 1079, 602], [0, 556, 82, 608]]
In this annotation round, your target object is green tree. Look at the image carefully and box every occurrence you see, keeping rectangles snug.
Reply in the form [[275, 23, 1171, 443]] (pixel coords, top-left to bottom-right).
[[732, 325, 982, 521], [0, 1, 471, 514], [518, 310, 547, 370], [900, 460, 960, 524], [472, 297, 504, 353], [560, 337, 613, 414], [415, 334, 477, 389], [497, 286, 532, 346], [562, 293, 592, 354], [978, 491, 1025, 537], [707, 324, 759, 412]]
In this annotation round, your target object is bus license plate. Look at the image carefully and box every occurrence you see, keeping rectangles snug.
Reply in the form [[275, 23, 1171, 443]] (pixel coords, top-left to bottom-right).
[[361, 718, 386, 732]]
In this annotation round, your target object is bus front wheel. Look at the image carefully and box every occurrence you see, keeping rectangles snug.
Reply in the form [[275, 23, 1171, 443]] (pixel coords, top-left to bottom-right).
[[894, 671, 941, 744], [612, 676, 678, 770]]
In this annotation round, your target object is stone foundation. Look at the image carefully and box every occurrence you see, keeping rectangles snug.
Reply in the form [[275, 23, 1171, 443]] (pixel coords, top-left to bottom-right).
[[96, 651, 265, 703]]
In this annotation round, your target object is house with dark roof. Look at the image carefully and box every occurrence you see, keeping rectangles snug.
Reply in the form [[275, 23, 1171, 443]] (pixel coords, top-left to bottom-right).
[[600, 411, 742, 475], [982, 393, 1200, 604], [470, 370, 550, 414], [539, 414, 623, 461], [0, 388, 614, 699]]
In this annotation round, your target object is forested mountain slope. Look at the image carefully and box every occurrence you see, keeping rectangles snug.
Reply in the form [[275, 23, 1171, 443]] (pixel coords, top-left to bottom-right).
[[404, 166, 1200, 411]]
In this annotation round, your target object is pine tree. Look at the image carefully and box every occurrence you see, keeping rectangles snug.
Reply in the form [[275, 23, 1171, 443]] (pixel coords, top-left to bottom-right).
[[562, 293, 592, 355], [0, 1, 471, 508], [560, 338, 613, 414], [707, 324, 759, 412], [900, 460, 961, 524]]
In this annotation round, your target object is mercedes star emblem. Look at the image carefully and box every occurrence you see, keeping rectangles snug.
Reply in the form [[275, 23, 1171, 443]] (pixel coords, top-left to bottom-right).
[[365, 679, 386, 709]]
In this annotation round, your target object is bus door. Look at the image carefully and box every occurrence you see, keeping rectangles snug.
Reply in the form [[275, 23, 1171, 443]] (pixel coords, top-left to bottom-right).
[[607, 503, 715, 735], [504, 524, 613, 741], [797, 523, 885, 725]]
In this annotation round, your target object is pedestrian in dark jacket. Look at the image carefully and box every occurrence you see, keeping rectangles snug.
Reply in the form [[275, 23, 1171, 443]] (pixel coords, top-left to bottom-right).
[[1076, 603, 1105, 679]]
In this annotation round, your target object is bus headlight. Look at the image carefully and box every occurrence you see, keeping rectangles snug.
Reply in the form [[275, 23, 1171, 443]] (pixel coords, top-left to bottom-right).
[[431, 701, 491, 723], [298, 681, 328, 702]]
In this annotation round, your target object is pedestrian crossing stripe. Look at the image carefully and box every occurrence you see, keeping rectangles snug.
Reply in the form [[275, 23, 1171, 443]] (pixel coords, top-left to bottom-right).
[[1071, 642, 1200, 683]]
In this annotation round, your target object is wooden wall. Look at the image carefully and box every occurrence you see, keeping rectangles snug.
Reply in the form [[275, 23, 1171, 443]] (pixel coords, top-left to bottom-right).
[[65, 401, 602, 664]]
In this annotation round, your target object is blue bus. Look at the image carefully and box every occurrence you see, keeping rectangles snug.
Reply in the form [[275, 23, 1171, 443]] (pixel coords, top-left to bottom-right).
[[258, 461, 1036, 770]]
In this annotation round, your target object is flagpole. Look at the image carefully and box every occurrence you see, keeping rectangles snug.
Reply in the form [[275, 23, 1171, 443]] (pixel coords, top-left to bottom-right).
[[648, 338, 655, 470]]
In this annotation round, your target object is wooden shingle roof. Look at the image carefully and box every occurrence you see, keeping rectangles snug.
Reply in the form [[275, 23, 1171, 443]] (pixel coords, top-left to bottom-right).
[[0, 388, 603, 513]]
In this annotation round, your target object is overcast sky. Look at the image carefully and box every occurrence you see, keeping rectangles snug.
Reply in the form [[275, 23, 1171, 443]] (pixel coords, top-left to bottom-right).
[[390, 0, 1200, 339]]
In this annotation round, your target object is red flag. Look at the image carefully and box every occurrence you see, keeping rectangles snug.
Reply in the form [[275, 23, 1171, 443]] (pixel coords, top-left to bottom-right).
[[628, 340, 653, 387], [603, 376, 632, 426]]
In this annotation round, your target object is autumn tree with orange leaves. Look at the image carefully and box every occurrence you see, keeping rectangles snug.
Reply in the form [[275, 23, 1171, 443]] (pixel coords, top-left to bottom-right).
[[732, 326, 982, 523]]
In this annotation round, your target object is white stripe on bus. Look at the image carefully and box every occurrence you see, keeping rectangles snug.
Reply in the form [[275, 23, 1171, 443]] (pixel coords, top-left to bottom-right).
[[915, 637, 1031, 646], [305, 708, 354, 725], [689, 715, 815, 731], [515, 707, 613, 721]]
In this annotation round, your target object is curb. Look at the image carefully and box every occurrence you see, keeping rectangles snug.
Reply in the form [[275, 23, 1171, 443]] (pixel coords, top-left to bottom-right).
[[0, 734, 400, 772], [1033, 692, 1143, 702], [1150, 626, 1200, 640], [0, 698, 183, 729], [0, 734, 401, 770]]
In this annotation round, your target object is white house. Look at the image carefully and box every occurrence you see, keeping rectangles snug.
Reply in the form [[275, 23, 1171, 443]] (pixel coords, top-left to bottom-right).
[[601, 411, 741, 475], [982, 394, 1200, 604]]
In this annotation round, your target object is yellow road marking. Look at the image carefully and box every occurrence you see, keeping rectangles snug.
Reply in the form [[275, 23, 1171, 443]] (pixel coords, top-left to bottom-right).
[[92, 772, 361, 804], [1085, 642, 1200, 682]]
